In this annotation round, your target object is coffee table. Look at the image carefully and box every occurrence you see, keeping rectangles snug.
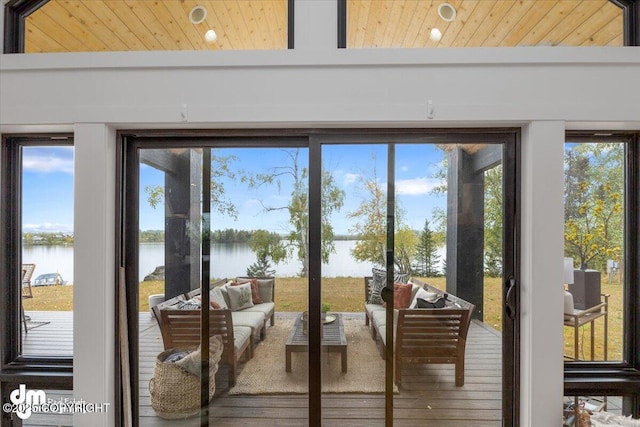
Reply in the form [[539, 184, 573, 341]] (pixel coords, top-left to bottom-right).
[[285, 312, 347, 373]]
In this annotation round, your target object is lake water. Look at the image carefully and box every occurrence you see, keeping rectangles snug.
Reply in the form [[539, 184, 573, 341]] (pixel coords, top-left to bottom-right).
[[23, 241, 395, 283]]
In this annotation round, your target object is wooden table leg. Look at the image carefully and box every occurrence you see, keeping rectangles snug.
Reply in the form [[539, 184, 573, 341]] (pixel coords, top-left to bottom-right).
[[341, 348, 347, 373], [286, 348, 292, 372]]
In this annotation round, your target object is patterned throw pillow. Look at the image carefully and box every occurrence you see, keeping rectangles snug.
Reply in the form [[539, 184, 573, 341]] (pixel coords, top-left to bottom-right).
[[368, 268, 410, 305], [226, 282, 254, 311], [177, 298, 201, 310], [232, 279, 263, 304], [368, 268, 386, 304]]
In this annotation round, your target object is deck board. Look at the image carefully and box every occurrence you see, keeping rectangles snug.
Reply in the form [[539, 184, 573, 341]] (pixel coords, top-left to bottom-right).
[[22, 311, 506, 426]]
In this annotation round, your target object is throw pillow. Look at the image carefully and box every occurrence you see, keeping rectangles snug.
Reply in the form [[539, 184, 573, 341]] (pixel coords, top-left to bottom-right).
[[177, 298, 201, 310], [368, 268, 386, 304], [226, 282, 254, 311], [409, 287, 438, 309], [232, 279, 263, 304], [209, 287, 228, 309], [237, 277, 274, 303], [369, 268, 410, 305], [394, 282, 413, 309], [176, 335, 224, 376]]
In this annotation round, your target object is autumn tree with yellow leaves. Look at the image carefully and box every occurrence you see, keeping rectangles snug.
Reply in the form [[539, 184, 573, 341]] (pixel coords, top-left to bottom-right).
[[564, 143, 624, 271]]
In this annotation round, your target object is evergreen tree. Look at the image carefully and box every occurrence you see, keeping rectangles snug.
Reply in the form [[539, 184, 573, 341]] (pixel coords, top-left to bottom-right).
[[413, 218, 440, 277], [246, 230, 287, 277]]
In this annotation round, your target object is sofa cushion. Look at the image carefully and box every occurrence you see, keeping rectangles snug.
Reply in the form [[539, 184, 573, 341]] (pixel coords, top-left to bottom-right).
[[242, 302, 275, 320], [231, 311, 265, 334], [227, 283, 254, 311], [365, 303, 385, 320], [372, 310, 388, 329], [232, 326, 253, 353]]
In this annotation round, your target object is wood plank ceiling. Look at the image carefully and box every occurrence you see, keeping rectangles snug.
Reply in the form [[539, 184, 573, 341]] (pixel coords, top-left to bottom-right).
[[24, 0, 623, 53]]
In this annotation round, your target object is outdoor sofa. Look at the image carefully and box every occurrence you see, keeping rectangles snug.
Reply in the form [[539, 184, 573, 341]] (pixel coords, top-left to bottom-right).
[[151, 277, 276, 387], [364, 276, 475, 386]]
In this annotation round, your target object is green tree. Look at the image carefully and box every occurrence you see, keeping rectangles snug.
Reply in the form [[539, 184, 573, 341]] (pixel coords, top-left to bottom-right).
[[246, 230, 287, 277], [348, 165, 387, 267], [348, 163, 416, 272], [484, 165, 503, 277], [413, 218, 441, 277], [250, 149, 345, 277]]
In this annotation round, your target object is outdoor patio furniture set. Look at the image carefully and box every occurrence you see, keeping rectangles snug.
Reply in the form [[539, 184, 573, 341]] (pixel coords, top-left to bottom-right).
[[151, 277, 275, 387], [151, 273, 475, 393], [364, 275, 475, 386]]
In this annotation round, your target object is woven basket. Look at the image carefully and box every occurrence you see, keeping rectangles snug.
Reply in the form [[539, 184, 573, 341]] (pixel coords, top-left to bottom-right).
[[150, 335, 223, 419]]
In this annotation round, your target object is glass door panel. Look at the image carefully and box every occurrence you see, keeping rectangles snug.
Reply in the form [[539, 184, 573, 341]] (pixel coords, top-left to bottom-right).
[[138, 147, 203, 425], [392, 142, 504, 426], [320, 144, 387, 420], [207, 147, 310, 419]]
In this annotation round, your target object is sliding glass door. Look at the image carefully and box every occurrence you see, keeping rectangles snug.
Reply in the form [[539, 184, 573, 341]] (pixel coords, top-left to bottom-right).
[[120, 130, 519, 426]]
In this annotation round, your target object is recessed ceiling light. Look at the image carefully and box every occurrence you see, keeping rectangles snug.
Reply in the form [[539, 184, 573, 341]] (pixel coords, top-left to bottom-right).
[[189, 5, 207, 25], [438, 3, 456, 22]]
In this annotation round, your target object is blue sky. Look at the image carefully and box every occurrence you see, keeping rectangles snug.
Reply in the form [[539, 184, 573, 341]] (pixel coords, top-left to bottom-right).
[[22, 146, 75, 233], [22, 145, 448, 235]]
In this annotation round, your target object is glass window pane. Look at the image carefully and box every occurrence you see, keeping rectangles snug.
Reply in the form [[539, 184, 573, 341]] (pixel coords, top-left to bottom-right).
[[21, 146, 74, 358], [25, 0, 289, 53], [347, 0, 624, 48], [563, 141, 625, 362]]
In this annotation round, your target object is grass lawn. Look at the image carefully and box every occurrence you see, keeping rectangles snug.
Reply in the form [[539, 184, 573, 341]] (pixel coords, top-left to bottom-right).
[[23, 275, 624, 361]]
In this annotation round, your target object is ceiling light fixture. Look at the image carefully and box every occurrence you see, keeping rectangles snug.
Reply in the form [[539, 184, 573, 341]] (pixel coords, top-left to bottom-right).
[[438, 3, 457, 22], [189, 5, 207, 25], [430, 28, 442, 42], [205, 29, 218, 44]]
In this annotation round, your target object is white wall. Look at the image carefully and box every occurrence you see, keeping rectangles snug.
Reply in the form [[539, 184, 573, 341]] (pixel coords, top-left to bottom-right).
[[1, 0, 640, 425]]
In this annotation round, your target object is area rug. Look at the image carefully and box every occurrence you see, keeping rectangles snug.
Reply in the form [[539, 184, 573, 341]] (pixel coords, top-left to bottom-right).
[[229, 317, 393, 394]]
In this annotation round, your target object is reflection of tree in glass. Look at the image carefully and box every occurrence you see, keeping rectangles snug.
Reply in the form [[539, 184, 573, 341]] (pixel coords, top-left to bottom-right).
[[145, 151, 241, 219]]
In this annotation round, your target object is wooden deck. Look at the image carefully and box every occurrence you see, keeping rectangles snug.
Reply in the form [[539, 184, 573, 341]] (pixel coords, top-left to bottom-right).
[[23, 310, 504, 426]]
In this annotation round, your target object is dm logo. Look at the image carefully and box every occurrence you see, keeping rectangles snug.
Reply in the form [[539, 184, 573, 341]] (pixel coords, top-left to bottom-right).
[[9, 384, 46, 419]]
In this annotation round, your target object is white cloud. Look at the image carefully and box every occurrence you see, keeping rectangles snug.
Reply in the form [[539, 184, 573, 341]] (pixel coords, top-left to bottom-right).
[[23, 154, 74, 174], [400, 166, 409, 172], [343, 173, 360, 185], [23, 223, 73, 233], [396, 177, 439, 195]]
